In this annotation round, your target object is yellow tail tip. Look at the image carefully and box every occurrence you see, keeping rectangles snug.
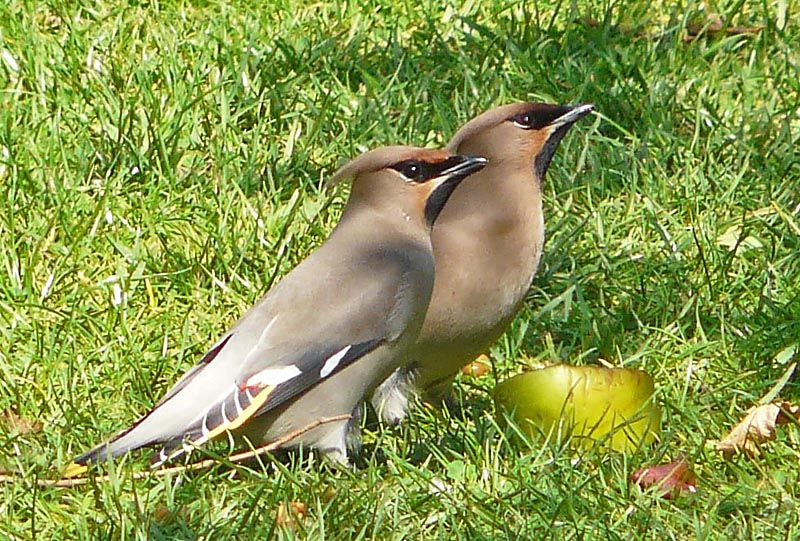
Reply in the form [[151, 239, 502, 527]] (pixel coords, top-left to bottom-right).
[[62, 462, 88, 478]]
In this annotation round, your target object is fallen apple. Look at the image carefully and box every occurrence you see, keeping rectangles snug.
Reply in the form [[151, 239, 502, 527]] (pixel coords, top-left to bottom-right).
[[494, 365, 660, 452]]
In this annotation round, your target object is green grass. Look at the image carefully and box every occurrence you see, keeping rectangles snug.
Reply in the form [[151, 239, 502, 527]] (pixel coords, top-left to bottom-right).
[[1, 0, 799, 538]]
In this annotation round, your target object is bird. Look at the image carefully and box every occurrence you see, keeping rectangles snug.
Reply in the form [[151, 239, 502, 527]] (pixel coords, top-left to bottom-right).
[[66, 146, 487, 475], [371, 102, 595, 424]]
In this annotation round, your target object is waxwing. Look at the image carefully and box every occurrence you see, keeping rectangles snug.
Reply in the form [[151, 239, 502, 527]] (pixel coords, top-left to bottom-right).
[[372, 103, 594, 423], [68, 146, 487, 474]]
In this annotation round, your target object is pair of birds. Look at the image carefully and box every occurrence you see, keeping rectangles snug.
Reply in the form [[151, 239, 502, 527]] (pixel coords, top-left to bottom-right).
[[68, 101, 594, 472]]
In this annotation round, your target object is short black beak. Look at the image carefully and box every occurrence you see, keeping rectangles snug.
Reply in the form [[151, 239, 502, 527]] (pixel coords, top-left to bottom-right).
[[436, 154, 488, 179], [548, 103, 595, 129], [424, 155, 488, 227], [534, 104, 594, 180]]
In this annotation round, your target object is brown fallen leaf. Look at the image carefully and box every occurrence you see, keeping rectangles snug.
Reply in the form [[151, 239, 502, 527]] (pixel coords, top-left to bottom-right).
[[715, 402, 800, 458], [725, 25, 766, 36], [153, 503, 189, 524], [461, 355, 491, 377], [686, 13, 723, 37], [153, 504, 171, 522], [630, 456, 697, 499], [276, 501, 307, 530], [685, 13, 764, 41], [0, 408, 43, 435]]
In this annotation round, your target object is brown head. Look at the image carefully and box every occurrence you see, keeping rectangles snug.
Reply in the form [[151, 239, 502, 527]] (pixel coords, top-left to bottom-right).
[[447, 102, 594, 181], [329, 146, 487, 230]]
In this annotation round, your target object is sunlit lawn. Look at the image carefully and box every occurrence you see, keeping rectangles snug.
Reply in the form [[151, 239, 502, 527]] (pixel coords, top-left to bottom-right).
[[1, 0, 798, 538]]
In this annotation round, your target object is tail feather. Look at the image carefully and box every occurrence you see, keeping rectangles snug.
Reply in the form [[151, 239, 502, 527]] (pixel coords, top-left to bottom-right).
[[69, 386, 211, 468], [150, 382, 277, 467], [68, 334, 240, 471], [73, 414, 161, 466], [68, 380, 278, 474], [63, 416, 167, 478]]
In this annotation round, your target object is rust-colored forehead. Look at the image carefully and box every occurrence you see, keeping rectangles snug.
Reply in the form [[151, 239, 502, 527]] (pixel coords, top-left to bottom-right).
[[415, 148, 452, 163], [447, 102, 538, 151], [328, 146, 453, 185]]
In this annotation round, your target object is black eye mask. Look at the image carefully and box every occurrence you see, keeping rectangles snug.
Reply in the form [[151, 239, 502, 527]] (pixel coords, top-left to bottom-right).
[[390, 156, 473, 183], [511, 104, 574, 130]]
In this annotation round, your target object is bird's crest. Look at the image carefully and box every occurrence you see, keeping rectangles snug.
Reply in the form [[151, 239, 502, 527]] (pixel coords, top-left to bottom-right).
[[446, 102, 536, 151]]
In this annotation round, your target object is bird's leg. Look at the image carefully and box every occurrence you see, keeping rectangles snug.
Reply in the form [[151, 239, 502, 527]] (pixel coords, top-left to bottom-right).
[[317, 417, 353, 466], [345, 403, 364, 458], [422, 376, 463, 417], [372, 367, 417, 425]]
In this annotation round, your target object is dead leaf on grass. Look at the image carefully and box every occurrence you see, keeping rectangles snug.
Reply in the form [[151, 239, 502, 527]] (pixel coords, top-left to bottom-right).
[[153, 503, 189, 524], [276, 501, 307, 530], [715, 402, 800, 457], [461, 355, 491, 377], [630, 456, 697, 499], [716, 224, 764, 252], [685, 13, 764, 41], [0, 409, 43, 435]]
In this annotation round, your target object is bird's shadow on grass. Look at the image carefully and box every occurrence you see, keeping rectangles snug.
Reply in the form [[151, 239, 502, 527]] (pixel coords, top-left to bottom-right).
[[354, 390, 500, 468]]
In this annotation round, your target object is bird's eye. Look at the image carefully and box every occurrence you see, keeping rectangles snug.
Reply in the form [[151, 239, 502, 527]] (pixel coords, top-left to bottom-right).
[[512, 113, 534, 129], [403, 163, 420, 178], [392, 160, 426, 181]]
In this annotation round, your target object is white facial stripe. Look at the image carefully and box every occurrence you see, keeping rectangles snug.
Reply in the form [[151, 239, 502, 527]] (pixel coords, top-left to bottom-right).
[[320, 345, 352, 378], [245, 364, 302, 388]]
